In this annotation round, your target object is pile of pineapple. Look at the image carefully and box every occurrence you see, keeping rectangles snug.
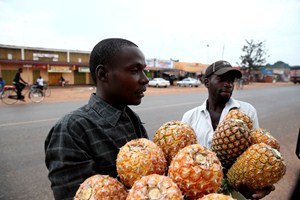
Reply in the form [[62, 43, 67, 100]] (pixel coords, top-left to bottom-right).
[[75, 111, 286, 200], [211, 109, 285, 194]]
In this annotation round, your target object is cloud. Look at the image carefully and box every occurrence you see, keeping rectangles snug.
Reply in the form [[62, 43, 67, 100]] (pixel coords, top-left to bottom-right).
[[0, 0, 299, 65]]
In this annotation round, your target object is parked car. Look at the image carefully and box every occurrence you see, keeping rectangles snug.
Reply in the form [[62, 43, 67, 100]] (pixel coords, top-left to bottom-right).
[[148, 78, 170, 88], [177, 77, 201, 87]]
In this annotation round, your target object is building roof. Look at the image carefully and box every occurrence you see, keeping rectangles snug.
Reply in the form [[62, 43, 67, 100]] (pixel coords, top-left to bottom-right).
[[0, 44, 90, 54]]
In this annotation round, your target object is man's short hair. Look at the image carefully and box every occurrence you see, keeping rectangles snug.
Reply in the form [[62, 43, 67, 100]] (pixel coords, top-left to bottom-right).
[[89, 38, 138, 84]]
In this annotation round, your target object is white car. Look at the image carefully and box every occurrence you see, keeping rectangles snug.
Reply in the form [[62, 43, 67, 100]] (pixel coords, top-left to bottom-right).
[[177, 77, 201, 87], [148, 78, 170, 88]]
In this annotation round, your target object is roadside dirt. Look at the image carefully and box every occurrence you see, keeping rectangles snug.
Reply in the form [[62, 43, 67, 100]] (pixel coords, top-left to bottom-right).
[[0, 82, 294, 105]]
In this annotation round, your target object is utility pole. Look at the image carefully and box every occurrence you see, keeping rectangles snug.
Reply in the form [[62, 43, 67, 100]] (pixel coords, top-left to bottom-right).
[[206, 44, 210, 64], [222, 45, 225, 60]]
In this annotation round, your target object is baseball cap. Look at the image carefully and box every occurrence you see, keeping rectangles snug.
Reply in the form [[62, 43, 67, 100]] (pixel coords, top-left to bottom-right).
[[203, 60, 242, 78]]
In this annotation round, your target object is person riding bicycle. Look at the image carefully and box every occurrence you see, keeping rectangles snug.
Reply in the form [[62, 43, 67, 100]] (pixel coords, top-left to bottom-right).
[[36, 76, 44, 90], [13, 68, 28, 101], [0, 77, 5, 92]]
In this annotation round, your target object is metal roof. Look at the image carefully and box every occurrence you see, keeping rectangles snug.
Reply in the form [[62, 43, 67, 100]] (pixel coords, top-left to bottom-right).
[[0, 44, 90, 54]]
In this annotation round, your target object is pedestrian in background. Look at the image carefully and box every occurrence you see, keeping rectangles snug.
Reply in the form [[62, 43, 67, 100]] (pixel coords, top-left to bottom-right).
[[13, 68, 27, 100], [0, 77, 5, 92], [59, 76, 66, 86], [36, 76, 44, 90]]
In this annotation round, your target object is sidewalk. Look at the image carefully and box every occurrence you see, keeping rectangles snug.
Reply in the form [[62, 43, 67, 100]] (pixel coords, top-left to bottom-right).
[[1, 82, 294, 105]]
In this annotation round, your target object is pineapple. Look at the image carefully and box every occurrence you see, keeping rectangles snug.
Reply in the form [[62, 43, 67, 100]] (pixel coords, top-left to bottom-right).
[[227, 143, 286, 190], [74, 174, 127, 200], [153, 120, 197, 165], [116, 138, 167, 188], [197, 193, 236, 200], [168, 144, 223, 199], [126, 174, 183, 200], [211, 118, 251, 171], [224, 109, 253, 130], [250, 128, 280, 151]]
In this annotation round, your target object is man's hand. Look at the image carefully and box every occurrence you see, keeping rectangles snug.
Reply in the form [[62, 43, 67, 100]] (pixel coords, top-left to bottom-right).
[[235, 180, 275, 199]]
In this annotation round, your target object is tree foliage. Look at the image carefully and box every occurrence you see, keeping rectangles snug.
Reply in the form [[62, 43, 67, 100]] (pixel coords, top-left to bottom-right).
[[266, 61, 290, 68], [239, 39, 268, 71]]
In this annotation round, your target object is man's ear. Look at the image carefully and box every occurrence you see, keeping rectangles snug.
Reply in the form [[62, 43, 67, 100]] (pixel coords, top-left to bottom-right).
[[204, 78, 209, 88], [95, 64, 108, 82]]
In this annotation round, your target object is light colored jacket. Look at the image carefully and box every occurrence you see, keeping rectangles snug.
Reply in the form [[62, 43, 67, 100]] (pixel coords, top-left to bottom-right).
[[182, 97, 259, 148]]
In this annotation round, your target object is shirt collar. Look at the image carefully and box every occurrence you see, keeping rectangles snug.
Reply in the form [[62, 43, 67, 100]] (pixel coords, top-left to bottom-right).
[[225, 98, 241, 109], [220, 98, 242, 121], [200, 97, 241, 111], [88, 93, 125, 126], [199, 100, 207, 112]]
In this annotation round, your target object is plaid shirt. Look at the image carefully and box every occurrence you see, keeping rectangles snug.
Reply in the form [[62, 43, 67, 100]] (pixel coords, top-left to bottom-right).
[[45, 94, 148, 200]]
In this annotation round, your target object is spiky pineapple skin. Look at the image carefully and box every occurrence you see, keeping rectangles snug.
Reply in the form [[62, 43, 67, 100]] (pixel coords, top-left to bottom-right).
[[126, 174, 183, 200], [227, 143, 286, 190], [153, 120, 197, 165], [197, 193, 236, 200], [116, 138, 167, 188], [168, 144, 223, 200], [225, 109, 253, 130], [211, 118, 251, 171], [74, 174, 127, 200], [250, 128, 280, 150]]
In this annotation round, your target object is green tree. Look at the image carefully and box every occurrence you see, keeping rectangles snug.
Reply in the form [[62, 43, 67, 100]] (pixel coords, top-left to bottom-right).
[[239, 39, 268, 71]]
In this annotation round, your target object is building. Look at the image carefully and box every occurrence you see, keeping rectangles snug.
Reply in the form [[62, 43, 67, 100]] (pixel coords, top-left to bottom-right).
[[145, 58, 208, 84], [0, 44, 209, 86], [0, 44, 91, 86]]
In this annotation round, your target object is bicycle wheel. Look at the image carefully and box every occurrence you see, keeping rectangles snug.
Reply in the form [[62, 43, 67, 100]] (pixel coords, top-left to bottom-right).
[[44, 87, 51, 97], [29, 88, 44, 103], [1, 89, 18, 104]]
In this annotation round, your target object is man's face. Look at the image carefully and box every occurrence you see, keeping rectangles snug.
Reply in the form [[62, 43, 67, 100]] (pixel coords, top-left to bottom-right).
[[105, 46, 149, 108], [206, 73, 235, 103]]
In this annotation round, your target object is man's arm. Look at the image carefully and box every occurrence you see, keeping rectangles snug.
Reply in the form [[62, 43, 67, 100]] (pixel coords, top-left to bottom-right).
[[45, 122, 96, 200], [19, 76, 27, 84]]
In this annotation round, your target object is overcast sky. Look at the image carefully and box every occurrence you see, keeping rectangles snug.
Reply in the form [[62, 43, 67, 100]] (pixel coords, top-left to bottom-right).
[[1, 0, 299, 66]]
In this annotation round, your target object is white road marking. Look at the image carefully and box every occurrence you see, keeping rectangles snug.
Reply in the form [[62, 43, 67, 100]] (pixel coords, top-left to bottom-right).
[[133, 101, 200, 111], [0, 118, 59, 127]]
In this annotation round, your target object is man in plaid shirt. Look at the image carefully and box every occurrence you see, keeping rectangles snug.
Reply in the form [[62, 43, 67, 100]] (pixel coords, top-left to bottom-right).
[[45, 38, 149, 200]]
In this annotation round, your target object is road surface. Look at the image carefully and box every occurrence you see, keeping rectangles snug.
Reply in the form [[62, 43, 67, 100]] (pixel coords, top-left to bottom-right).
[[0, 82, 299, 200]]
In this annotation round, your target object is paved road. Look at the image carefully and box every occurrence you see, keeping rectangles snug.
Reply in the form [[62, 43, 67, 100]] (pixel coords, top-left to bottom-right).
[[0, 83, 299, 200]]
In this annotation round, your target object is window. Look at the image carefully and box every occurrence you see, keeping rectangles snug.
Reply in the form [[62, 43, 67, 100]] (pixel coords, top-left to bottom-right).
[[7, 53, 12, 60]]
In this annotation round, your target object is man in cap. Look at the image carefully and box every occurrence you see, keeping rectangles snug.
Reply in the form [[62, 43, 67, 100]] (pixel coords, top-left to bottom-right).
[[182, 60, 258, 147], [182, 60, 274, 199]]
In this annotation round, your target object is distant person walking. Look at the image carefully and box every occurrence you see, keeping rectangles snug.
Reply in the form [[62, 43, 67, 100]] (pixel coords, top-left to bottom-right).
[[236, 77, 244, 90], [59, 76, 66, 86]]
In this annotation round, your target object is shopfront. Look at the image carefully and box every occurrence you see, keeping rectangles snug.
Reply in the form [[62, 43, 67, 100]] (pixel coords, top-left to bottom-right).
[[74, 67, 90, 85], [47, 66, 73, 85]]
